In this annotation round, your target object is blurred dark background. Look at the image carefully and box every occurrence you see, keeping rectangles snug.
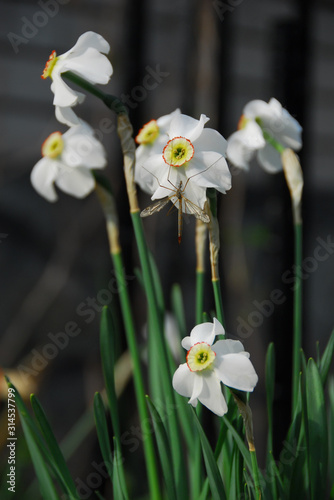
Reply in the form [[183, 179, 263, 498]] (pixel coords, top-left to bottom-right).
[[0, 0, 334, 498]]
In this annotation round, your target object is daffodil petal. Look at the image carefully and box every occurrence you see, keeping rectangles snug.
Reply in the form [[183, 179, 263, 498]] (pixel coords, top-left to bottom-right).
[[189, 374, 204, 405], [198, 372, 228, 416], [257, 144, 283, 173], [61, 31, 110, 58], [226, 130, 255, 169], [212, 318, 225, 337], [172, 363, 197, 398], [187, 152, 231, 193], [181, 336, 193, 350], [244, 99, 272, 120], [55, 106, 81, 126], [275, 110, 302, 150], [212, 339, 246, 356], [190, 322, 216, 345], [51, 71, 84, 107], [30, 158, 59, 202], [168, 113, 209, 143], [55, 166, 95, 198], [63, 131, 107, 169], [60, 48, 113, 85], [193, 127, 227, 156], [214, 353, 258, 392]]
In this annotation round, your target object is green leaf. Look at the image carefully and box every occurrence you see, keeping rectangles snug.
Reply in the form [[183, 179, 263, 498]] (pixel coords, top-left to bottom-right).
[[171, 283, 187, 340], [265, 343, 275, 458], [328, 378, 334, 486], [146, 396, 177, 500], [305, 358, 328, 500], [30, 394, 77, 498], [112, 437, 126, 500], [99, 307, 129, 499], [192, 410, 226, 500], [5, 378, 61, 500], [93, 392, 113, 480], [100, 306, 121, 441], [222, 415, 252, 472], [319, 329, 334, 386]]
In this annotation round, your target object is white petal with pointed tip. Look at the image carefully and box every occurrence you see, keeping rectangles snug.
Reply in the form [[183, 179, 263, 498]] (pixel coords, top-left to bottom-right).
[[30, 158, 59, 202], [214, 353, 258, 392], [55, 166, 95, 198], [198, 372, 228, 416]]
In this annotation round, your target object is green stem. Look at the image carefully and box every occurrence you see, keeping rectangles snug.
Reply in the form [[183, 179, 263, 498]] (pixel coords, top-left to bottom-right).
[[111, 250, 161, 500], [212, 279, 225, 328], [292, 222, 303, 413], [62, 71, 128, 115], [131, 210, 187, 499], [196, 270, 205, 324]]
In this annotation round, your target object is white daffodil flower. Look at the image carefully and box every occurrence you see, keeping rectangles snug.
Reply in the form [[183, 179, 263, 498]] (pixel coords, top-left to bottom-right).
[[172, 318, 258, 416], [136, 113, 231, 210], [41, 31, 113, 126], [31, 122, 107, 202], [135, 109, 181, 194], [226, 98, 302, 173]]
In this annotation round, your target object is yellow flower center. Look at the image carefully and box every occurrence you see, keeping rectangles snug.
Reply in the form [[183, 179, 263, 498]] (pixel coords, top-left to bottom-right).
[[237, 114, 249, 130], [163, 137, 194, 168], [42, 132, 64, 159], [187, 342, 216, 372], [41, 50, 58, 79], [135, 120, 160, 144]]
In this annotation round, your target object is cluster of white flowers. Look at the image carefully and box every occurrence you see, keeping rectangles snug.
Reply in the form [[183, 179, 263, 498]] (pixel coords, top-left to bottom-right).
[[31, 32, 304, 415], [31, 32, 113, 201]]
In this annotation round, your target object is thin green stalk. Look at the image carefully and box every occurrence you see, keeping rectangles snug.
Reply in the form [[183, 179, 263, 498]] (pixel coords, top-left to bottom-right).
[[62, 71, 128, 115], [212, 279, 225, 328], [131, 210, 187, 499], [111, 250, 161, 500], [292, 222, 303, 413], [196, 270, 205, 324]]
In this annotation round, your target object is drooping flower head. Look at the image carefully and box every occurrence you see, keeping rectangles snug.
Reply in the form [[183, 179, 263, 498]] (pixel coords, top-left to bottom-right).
[[31, 121, 107, 202], [136, 112, 232, 210], [226, 98, 302, 173], [41, 32, 113, 126], [172, 318, 258, 416]]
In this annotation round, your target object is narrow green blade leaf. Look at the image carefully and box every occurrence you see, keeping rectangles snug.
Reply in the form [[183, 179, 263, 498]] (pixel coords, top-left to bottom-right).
[[112, 437, 126, 500], [6, 378, 61, 500], [319, 329, 334, 386], [222, 415, 252, 472], [328, 378, 334, 489], [30, 394, 77, 498], [192, 410, 226, 500], [99, 308, 129, 499], [100, 306, 120, 441], [306, 358, 328, 500], [146, 396, 177, 500], [93, 392, 113, 479], [171, 283, 187, 340], [265, 343, 275, 458]]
